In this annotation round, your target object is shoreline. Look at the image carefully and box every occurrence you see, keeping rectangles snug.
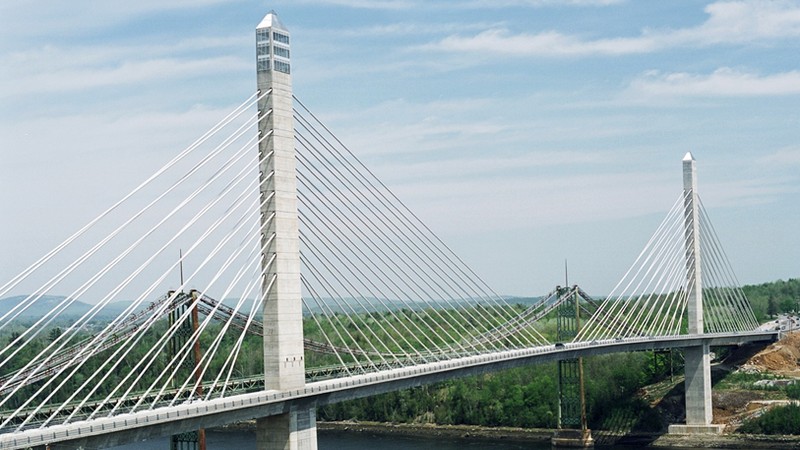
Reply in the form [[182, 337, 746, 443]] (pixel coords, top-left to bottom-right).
[[220, 420, 800, 448], [311, 421, 800, 448], [317, 420, 553, 443]]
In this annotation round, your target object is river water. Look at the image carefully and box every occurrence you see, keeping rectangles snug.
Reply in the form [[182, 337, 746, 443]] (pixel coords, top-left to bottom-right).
[[112, 429, 540, 449], [109, 429, 712, 450]]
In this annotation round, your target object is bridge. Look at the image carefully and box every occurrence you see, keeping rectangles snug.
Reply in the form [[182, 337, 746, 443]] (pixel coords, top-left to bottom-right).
[[0, 11, 778, 450]]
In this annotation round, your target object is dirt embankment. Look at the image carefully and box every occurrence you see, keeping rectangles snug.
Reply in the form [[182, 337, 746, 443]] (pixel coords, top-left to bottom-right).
[[742, 331, 800, 377], [711, 331, 800, 429]]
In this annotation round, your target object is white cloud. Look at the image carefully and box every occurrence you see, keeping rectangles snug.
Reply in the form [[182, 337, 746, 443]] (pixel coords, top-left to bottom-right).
[[371, 151, 604, 183], [759, 147, 800, 166], [0, 104, 250, 236], [0, 56, 248, 98], [290, 0, 416, 9], [474, 0, 624, 5], [421, 0, 800, 57], [389, 167, 796, 235], [629, 68, 800, 97], [424, 28, 656, 56], [0, 0, 239, 39], [680, 0, 800, 44], [702, 176, 800, 208], [0, 32, 250, 99], [331, 21, 506, 38], [291, 0, 623, 9], [392, 170, 675, 233]]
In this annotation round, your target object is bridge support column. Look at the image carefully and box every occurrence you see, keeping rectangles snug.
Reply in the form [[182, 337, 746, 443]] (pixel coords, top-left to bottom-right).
[[684, 344, 713, 425], [256, 407, 317, 450], [668, 343, 723, 434]]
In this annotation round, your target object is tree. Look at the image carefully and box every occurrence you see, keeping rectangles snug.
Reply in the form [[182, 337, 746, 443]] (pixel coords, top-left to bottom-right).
[[787, 382, 800, 400], [8, 331, 21, 345], [48, 327, 62, 342], [767, 295, 778, 318], [738, 404, 800, 435]]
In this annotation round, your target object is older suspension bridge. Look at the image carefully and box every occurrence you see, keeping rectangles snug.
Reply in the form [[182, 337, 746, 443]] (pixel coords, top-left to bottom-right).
[[0, 11, 777, 450]]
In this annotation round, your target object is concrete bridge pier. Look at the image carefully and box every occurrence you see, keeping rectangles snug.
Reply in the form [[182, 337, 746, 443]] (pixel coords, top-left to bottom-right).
[[256, 407, 317, 450], [668, 344, 723, 434]]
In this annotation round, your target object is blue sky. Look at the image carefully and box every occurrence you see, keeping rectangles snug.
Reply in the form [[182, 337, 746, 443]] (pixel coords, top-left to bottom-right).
[[1, 0, 798, 297]]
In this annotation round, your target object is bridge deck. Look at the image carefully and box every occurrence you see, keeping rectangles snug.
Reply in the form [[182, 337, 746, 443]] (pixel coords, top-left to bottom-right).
[[0, 330, 778, 450]]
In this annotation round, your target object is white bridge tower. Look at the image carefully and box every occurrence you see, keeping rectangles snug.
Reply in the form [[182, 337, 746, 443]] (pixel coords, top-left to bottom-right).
[[255, 11, 317, 450], [669, 153, 723, 435]]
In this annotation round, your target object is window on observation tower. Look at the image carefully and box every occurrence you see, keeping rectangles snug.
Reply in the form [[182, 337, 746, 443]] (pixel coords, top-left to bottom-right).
[[273, 32, 290, 44], [257, 56, 270, 72], [256, 28, 270, 44], [256, 28, 270, 72], [274, 60, 290, 74], [273, 46, 290, 58]]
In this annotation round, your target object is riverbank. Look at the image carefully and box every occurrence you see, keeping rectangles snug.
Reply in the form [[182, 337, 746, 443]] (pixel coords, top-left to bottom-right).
[[318, 421, 553, 443], [313, 421, 800, 448]]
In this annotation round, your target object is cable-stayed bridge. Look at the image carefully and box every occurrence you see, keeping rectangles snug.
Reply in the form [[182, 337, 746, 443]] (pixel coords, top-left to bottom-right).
[[0, 11, 778, 450]]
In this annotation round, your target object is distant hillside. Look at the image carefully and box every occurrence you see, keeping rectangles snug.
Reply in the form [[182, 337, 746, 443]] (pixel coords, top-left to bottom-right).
[[503, 296, 546, 307], [4, 277, 793, 323], [300, 295, 544, 316], [0, 295, 131, 323], [0, 293, 544, 323]]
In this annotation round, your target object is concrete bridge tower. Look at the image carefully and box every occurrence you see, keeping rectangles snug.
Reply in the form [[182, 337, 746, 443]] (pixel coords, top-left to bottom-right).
[[255, 11, 317, 450], [669, 153, 723, 434]]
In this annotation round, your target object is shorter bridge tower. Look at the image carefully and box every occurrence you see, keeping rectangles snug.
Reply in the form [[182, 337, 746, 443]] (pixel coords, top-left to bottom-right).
[[668, 153, 724, 434]]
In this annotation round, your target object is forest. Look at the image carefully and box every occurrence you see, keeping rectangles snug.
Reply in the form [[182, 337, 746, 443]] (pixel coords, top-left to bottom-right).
[[0, 278, 797, 434], [318, 351, 666, 432], [320, 278, 800, 434], [741, 278, 800, 320]]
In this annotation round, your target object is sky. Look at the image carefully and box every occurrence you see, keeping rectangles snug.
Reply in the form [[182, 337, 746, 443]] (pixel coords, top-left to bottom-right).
[[1, 0, 798, 298]]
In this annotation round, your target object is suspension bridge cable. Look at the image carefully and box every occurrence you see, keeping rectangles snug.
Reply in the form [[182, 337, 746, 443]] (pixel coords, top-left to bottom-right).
[[292, 99, 538, 343], [0, 125, 267, 401], [33, 167, 265, 428], [297, 224, 431, 360], [292, 112, 531, 341], [293, 128, 530, 350], [578, 193, 685, 341], [0, 91, 267, 320], [299, 264, 399, 367], [106, 193, 265, 418], [294, 154, 483, 355], [13, 122, 268, 426], [0, 111, 269, 367]]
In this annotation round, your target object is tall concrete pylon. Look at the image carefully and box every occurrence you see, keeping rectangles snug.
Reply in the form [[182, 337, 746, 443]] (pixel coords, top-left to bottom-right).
[[669, 153, 722, 434], [255, 11, 318, 450], [683, 152, 704, 337]]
